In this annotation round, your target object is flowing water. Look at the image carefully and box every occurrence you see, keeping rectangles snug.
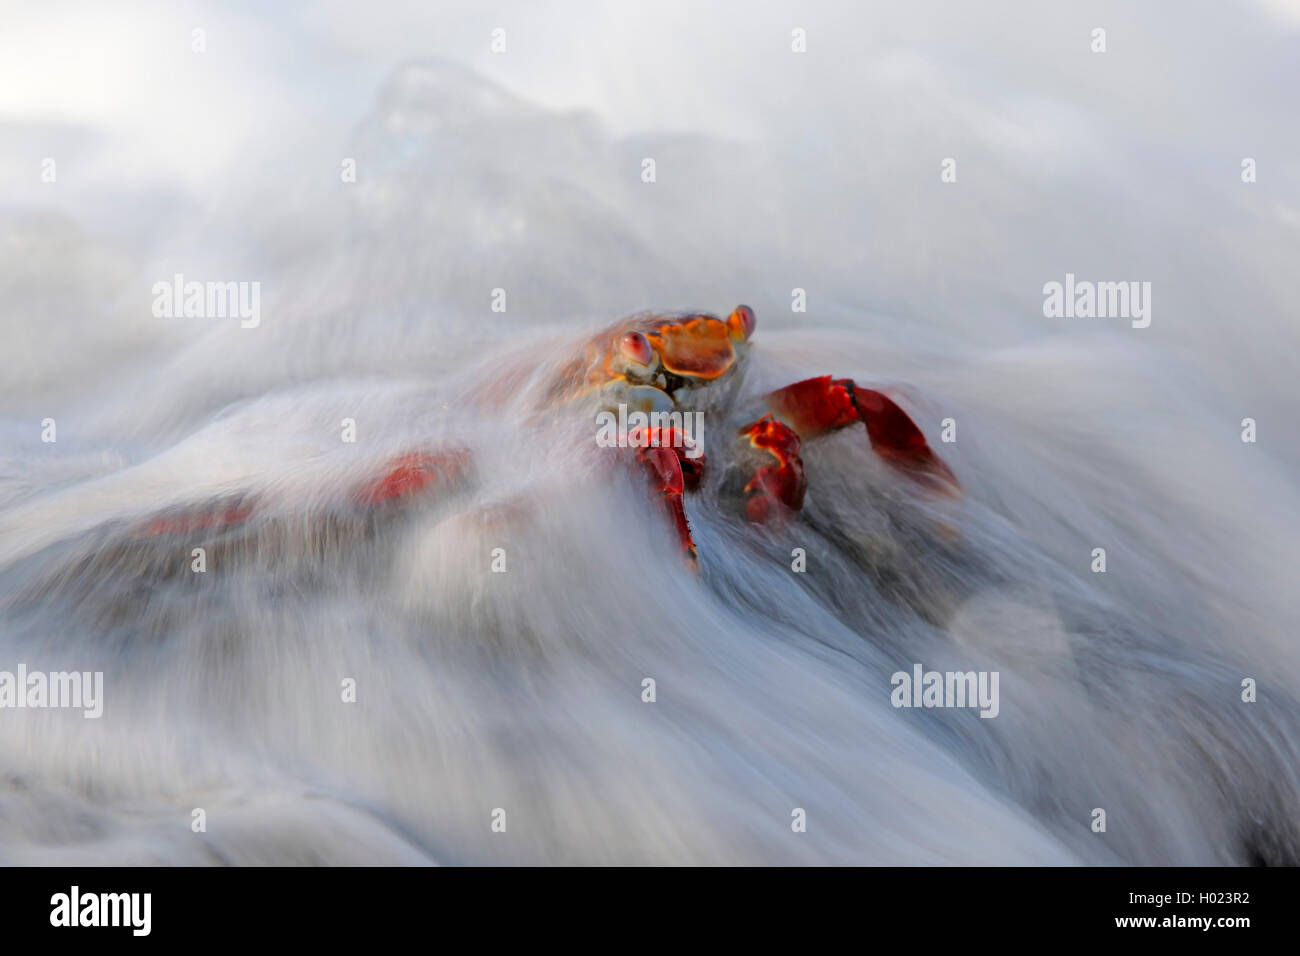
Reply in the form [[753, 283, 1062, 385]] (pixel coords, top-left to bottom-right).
[[1, 1, 1299, 864]]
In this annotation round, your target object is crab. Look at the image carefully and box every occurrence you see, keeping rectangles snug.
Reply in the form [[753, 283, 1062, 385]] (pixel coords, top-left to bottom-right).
[[132, 304, 958, 570], [534, 304, 961, 564]]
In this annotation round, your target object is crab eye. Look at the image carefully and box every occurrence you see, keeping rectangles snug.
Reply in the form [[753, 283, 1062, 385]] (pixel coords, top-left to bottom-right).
[[727, 304, 756, 341], [619, 331, 654, 366]]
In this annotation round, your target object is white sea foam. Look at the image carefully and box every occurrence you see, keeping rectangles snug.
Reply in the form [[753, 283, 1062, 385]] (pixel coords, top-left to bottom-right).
[[1, 1, 1298, 864]]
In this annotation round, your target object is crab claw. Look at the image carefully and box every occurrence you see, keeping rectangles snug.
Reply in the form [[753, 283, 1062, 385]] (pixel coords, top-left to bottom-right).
[[735, 415, 806, 523], [763, 376, 958, 494]]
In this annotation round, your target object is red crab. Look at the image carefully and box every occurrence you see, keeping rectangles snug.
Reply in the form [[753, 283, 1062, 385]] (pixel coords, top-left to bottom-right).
[[138, 305, 957, 566]]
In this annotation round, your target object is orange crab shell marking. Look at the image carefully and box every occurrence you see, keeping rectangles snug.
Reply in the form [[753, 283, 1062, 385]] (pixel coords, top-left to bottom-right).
[[547, 307, 753, 407], [645, 316, 737, 379]]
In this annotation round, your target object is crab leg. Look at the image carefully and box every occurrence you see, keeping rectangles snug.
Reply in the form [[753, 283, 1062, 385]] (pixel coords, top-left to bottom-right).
[[134, 448, 472, 538], [141, 498, 257, 536], [762, 376, 958, 493], [352, 447, 473, 507], [629, 426, 703, 565]]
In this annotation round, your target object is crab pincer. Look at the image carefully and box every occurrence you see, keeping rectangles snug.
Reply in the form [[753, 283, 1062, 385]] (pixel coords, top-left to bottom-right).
[[735, 415, 806, 524], [760, 376, 959, 496]]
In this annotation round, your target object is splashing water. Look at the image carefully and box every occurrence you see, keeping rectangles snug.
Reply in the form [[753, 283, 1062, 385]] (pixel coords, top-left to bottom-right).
[[2, 3, 1299, 864]]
